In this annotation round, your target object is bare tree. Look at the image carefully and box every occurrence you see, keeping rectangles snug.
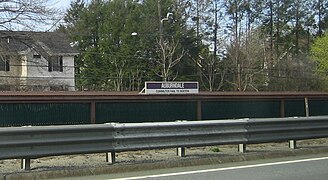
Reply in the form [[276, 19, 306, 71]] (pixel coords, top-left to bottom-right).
[[156, 38, 186, 81], [0, 0, 58, 30], [198, 54, 227, 92]]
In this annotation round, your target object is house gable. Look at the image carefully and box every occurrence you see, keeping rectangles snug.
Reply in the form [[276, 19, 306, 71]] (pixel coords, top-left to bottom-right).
[[0, 31, 79, 57], [0, 31, 78, 91]]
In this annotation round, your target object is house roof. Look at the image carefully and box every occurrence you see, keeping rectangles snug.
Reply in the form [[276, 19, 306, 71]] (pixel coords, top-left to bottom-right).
[[0, 31, 79, 57]]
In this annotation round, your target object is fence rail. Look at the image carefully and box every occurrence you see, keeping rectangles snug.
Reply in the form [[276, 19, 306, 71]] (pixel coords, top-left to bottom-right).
[[1, 92, 328, 126], [2, 116, 328, 170]]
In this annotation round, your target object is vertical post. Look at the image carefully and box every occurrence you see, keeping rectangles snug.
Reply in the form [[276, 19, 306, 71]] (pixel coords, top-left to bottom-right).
[[237, 64, 241, 91], [21, 158, 31, 170], [197, 100, 202, 121], [91, 101, 96, 124], [158, 0, 163, 46], [289, 140, 297, 149], [288, 97, 309, 150], [304, 97, 309, 117], [177, 147, 186, 157], [238, 144, 246, 153], [280, 99, 285, 117], [106, 152, 115, 164]]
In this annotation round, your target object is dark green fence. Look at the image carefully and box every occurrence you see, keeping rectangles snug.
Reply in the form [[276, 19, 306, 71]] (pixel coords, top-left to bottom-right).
[[285, 100, 306, 117], [96, 102, 197, 123], [0, 92, 327, 126], [0, 103, 90, 126], [309, 100, 328, 116], [201, 100, 281, 120]]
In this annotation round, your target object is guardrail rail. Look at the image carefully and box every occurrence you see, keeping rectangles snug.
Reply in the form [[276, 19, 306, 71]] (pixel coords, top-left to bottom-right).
[[1, 116, 328, 170]]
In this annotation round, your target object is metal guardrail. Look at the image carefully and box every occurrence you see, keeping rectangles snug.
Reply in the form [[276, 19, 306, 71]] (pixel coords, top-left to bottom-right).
[[2, 116, 328, 170]]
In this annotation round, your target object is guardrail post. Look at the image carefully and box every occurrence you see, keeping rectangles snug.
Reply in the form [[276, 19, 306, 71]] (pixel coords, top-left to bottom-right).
[[106, 152, 115, 164], [21, 158, 31, 170], [289, 140, 297, 149], [177, 147, 186, 157], [238, 144, 246, 153]]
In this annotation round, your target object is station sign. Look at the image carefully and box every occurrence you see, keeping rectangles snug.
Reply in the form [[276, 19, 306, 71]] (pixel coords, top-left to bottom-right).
[[144, 81, 199, 94]]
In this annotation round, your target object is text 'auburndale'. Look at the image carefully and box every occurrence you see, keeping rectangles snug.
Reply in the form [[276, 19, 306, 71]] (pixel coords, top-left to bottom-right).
[[161, 83, 184, 89]]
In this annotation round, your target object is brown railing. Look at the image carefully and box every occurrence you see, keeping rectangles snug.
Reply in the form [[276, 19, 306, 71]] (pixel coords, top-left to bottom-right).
[[0, 91, 327, 125]]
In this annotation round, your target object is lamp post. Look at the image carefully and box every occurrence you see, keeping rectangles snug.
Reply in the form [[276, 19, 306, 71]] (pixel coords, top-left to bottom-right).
[[158, 4, 173, 81], [159, 12, 173, 48]]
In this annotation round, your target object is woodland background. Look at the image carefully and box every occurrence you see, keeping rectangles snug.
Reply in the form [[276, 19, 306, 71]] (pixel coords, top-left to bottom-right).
[[2, 0, 328, 92]]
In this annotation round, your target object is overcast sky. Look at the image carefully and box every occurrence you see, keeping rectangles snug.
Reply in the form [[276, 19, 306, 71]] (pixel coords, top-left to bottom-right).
[[54, 0, 91, 11], [47, 1, 76, 31], [54, 1, 72, 11], [39, 0, 91, 31]]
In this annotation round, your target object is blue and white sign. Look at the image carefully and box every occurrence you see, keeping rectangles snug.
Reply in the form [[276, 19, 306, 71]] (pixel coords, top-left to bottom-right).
[[144, 81, 199, 94]]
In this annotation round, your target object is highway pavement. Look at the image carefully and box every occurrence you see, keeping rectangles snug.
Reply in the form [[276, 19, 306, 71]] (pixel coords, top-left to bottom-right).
[[56, 153, 328, 180]]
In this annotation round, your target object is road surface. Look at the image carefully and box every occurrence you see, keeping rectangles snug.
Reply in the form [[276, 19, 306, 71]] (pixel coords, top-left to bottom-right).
[[55, 153, 328, 180]]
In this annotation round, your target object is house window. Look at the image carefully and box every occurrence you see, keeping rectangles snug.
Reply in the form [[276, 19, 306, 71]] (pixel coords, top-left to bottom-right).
[[0, 55, 10, 72], [33, 54, 41, 59], [48, 56, 63, 72]]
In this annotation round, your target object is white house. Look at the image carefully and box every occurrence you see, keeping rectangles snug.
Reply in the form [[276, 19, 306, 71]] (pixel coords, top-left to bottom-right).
[[0, 31, 78, 91]]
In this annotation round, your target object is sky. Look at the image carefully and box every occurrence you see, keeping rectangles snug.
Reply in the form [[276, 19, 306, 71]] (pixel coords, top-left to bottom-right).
[[47, 0, 93, 31], [0, 0, 73, 31], [0, 0, 89, 31], [56, 0, 72, 8], [44, 0, 75, 31], [53, 0, 91, 10], [53, 0, 72, 11]]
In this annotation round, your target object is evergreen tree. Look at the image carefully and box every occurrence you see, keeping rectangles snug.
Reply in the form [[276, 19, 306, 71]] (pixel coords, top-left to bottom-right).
[[99, 0, 144, 90], [74, 0, 105, 90], [58, 0, 327, 92], [312, 0, 328, 36]]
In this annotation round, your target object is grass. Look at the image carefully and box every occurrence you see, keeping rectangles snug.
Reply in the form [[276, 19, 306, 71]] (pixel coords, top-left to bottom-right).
[[210, 146, 220, 152]]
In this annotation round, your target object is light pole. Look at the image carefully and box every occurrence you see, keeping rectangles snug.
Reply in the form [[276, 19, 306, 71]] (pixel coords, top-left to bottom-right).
[[159, 12, 173, 47], [158, 10, 174, 82]]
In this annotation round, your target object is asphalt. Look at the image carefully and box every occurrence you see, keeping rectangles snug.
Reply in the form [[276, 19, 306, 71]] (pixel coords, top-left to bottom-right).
[[3, 145, 328, 180]]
